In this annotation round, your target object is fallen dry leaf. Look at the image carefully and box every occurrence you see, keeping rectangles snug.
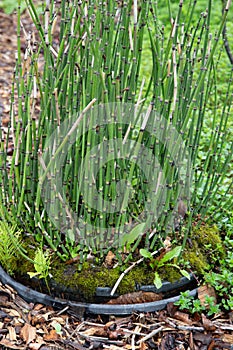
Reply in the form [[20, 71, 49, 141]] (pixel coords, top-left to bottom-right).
[[174, 311, 193, 325], [104, 250, 116, 267], [28, 343, 45, 350], [43, 329, 60, 341], [7, 325, 17, 341], [7, 309, 20, 317], [0, 338, 25, 349], [198, 285, 217, 307], [108, 329, 124, 340], [82, 326, 108, 337], [222, 332, 233, 343], [192, 332, 212, 346], [20, 323, 37, 344], [50, 316, 66, 325], [33, 304, 44, 311], [201, 313, 216, 331]]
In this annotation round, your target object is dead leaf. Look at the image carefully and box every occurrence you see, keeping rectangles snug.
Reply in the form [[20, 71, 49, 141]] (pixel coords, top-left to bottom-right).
[[82, 327, 108, 337], [108, 329, 124, 340], [0, 294, 9, 304], [7, 326, 17, 341], [107, 291, 162, 304], [20, 323, 37, 344], [29, 343, 45, 350], [104, 251, 116, 268], [193, 332, 212, 346], [105, 321, 116, 329], [33, 304, 44, 311], [2, 117, 10, 125], [43, 329, 60, 341], [222, 333, 233, 343], [201, 314, 216, 331], [50, 316, 66, 325], [198, 285, 217, 307], [0, 338, 25, 349], [189, 332, 194, 350], [8, 309, 20, 317], [173, 311, 193, 324], [140, 342, 148, 350]]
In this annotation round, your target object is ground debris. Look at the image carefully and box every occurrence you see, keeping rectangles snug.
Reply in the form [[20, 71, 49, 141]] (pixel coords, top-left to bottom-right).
[[0, 282, 233, 349]]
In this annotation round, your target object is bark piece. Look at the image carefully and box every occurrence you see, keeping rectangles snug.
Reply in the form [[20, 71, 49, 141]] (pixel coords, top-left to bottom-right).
[[107, 291, 162, 305]]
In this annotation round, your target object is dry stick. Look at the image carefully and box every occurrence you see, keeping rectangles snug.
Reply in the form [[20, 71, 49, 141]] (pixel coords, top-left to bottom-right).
[[77, 333, 124, 346], [131, 325, 141, 350], [110, 246, 164, 296], [70, 321, 85, 339], [212, 323, 233, 331], [165, 318, 205, 332], [121, 328, 146, 337], [178, 325, 205, 331], [57, 306, 69, 315], [137, 326, 164, 344], [81, 322, 147, 337]]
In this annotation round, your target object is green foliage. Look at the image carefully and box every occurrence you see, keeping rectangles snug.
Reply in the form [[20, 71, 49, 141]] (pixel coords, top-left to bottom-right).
[[176, 231, 233, 314], [204, 236, 233, 311], [0, 221, 22, 275], [120, 223, 146, 246], [28, 247, 51, 292], [0, 0, 26, 14], [174, 291, 221, 316], [53, 322, 62, 335], [140, 246, 190, 289]]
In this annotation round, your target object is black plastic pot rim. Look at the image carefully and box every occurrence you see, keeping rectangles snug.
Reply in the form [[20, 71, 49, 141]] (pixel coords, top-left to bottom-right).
[[0, 265, 197, 316]]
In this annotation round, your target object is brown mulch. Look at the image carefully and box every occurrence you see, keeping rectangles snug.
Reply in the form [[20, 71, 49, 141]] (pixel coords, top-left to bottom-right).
[[1, 7, 233, 350], [1, 282, 233, 350]]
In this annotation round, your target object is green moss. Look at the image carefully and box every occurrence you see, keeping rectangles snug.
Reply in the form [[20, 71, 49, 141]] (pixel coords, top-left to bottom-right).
[[184, 251, 209, 274], [51, 263, 155, 300], [50, 260, 185, 301], [183, 223, 226, 274], [10, 222, 226, 301], [158, 265, 182, 283]]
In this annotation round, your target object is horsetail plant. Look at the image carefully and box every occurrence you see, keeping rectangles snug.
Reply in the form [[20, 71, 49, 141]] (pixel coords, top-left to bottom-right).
[[0, 0, 232, 273]]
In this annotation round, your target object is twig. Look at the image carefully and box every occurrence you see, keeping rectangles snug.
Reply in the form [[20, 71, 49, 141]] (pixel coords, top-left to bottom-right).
[[121, 327, 146, 337], [110, 246, 164, 296], [137, 326, 164, 344], [57, 306, 69, 315], [83, 321, 105, 327], [177, 325, 204, 331], [131, 325, 141, 350], [77, 332, 124, 346], [70, 321, 85, 338], [166, 318, 205, 332], [212, 322, 233, 331]]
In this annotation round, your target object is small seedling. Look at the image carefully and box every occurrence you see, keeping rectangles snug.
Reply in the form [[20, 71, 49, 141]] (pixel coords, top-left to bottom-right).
[[140, 246, 190, 289], [28, 247, 52, 293]]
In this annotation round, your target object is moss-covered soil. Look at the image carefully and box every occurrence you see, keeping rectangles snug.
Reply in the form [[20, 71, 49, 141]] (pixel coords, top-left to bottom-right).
[[9, 221, 226, 302]]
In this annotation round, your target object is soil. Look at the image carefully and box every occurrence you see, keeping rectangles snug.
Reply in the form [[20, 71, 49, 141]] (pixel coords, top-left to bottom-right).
[[0, 7, 233, 350]]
